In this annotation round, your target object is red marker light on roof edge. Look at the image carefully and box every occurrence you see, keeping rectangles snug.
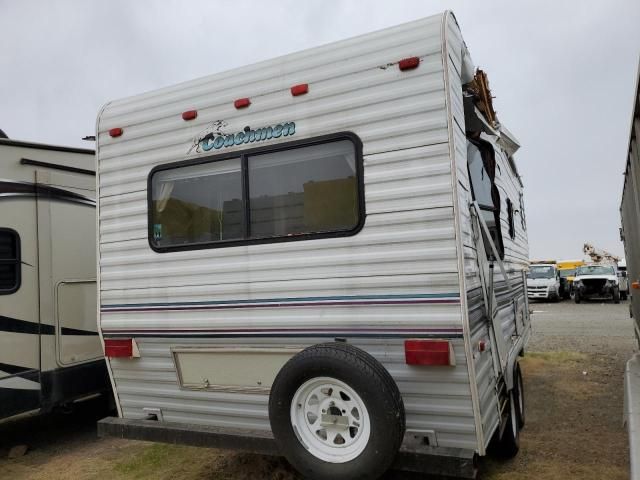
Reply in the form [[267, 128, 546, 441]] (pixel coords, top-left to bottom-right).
[[291, 84, 309, 96], [182, 110, 197, 121], [399, 57, 420, 71], [234, 98, 251, 109]]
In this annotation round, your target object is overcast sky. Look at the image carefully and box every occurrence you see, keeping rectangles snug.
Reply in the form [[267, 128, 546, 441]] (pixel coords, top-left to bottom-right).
[[1, 0, 639, 260]]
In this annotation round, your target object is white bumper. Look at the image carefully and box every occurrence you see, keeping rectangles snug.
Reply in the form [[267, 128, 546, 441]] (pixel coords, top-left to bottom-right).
[[527, 285, 552, 299]]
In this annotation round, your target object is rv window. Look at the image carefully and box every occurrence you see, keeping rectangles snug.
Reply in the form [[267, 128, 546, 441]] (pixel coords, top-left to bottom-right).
[[467, 142, 493, 210], [519, 192, 527, 231], [466, 140, 505, 259], [151, 158, 244, 246], [506, 198, 515, 239], [248, 140, 358, 238], [0, 229, 20, 294], [149, 134, 362, 251]]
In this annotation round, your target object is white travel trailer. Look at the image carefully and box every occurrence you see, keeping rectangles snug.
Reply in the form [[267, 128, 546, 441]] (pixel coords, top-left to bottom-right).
[[96, 11, 530, 479], [0, 135, 109, 422]]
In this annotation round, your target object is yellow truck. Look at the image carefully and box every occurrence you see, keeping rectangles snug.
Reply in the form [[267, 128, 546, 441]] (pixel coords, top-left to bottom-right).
[[557, 259, 585, 299]]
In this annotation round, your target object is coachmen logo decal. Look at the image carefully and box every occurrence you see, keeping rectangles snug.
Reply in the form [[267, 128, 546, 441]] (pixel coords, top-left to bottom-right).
[[187, 120, 296, 154]]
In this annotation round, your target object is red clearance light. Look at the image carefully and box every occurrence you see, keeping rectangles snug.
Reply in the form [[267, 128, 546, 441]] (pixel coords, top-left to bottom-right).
[[234, 98, 251, 109], [109, 127, 123, 138], [404, 339, 454, 366], [104, 338, 133, 358], [291, 83, 309, 96], [182, 110, 198, 121], [399, 57, 420, 71]]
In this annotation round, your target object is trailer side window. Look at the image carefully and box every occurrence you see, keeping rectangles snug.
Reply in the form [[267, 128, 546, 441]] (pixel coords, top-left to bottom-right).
[[149, 135, 363, 251], [506, 198, 515, 239], [467, 140, 505, 259], [519, 192, 527, 231], [0, 229, 20, 294], [151, 158, 244, 246], [248, 140, 358, 238]]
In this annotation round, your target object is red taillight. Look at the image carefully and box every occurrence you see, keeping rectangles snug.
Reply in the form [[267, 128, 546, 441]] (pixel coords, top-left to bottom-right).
[[104, 338, 133, 358], [404, 339, 454, 366], [182, 110, 197, 121], [633, 281, 640, 290], [291, 83, 309, 96], [109, 127, 123, 138], [234, 98, 251, 109], [398, 57, 420, 71]]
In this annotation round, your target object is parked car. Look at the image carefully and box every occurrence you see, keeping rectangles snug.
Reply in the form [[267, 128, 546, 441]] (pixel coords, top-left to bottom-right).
[[573, 265, 620, 304], [527, 264, 561, 301]]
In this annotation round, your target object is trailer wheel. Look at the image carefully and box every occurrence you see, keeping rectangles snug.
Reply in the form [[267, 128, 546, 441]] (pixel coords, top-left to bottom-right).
[[269, 342, 405, 480], [512, 362, 525, 429], [494, 390, 520, 459]]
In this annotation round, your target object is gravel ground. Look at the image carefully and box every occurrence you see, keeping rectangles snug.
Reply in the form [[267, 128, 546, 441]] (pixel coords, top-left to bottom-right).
[[0, 299, 637, 480]]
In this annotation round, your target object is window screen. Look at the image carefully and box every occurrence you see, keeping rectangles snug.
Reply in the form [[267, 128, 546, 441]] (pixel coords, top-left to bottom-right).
[[0, 229, 20, 294], [149, 135, 362, 250]]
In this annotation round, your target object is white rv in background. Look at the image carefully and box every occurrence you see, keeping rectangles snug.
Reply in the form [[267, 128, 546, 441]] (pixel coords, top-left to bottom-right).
[[0, 135, 109, 423], [96, 11, 530, 479]]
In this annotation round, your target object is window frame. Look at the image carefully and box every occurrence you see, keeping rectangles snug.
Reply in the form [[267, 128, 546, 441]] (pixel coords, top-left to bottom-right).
[[506, 198, 516, 240], [0, 228, 21, 295], [466, 138, 505, 260], [147, 132, 365, 253]]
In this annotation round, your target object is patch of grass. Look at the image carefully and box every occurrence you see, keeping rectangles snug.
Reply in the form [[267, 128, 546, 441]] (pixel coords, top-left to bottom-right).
[[114, 444, 172, 476], [525, 351, 588, 363], [112, 443, 217, 480]]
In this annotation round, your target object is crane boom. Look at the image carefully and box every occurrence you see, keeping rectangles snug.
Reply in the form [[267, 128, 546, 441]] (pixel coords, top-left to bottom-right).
[[583, 243, 621, 265]]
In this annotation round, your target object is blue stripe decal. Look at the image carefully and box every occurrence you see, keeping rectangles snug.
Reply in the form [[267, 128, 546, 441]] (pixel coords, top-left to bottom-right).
[[101, 293, 460, 310]]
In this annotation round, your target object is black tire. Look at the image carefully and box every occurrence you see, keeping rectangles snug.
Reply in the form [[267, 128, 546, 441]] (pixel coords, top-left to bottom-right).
[[512, 362, 525, 430], [574, 291, 581, 304], [621, 291, 628, 301], [269, 343, 405, 480], [494, 391, 520, 459], [613, 288, 621, 304]]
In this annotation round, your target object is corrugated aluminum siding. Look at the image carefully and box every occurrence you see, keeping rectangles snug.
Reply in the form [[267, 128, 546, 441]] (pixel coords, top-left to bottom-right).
[[443, 13, 530, 450], [97, 12, 481, 451], [621, 86, 640, 337]]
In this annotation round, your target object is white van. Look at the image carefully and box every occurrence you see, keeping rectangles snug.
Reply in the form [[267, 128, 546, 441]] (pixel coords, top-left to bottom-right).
[[0, 135, 109, 423], [96, 11, 531, 479], [526, 263, 561, 301]]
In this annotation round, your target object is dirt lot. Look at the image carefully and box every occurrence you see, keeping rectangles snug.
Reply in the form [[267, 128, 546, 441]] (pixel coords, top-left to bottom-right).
[[0, 300, 636, 480]]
